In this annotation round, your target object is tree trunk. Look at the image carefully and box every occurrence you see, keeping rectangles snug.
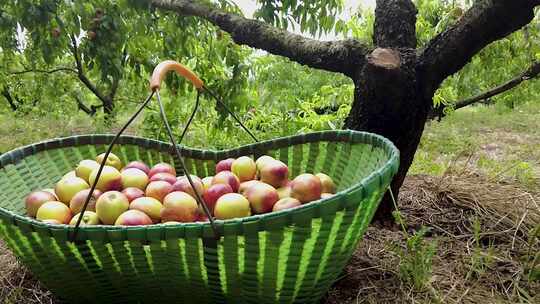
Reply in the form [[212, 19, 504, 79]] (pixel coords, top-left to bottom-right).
[[345, 48, 430, 221], [344, 0, 422, 222]]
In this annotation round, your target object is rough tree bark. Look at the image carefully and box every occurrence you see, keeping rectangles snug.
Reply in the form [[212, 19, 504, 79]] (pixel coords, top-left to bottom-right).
[[150, 0, 540, 221], [345, 0, 424, 220]]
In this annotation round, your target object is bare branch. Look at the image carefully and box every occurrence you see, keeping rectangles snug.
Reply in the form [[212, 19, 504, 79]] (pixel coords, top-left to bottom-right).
[[455, 62, 540, 109], [150, 0, 369, 77], [419, 0, 539, 94], [430, 61, 540, 119]]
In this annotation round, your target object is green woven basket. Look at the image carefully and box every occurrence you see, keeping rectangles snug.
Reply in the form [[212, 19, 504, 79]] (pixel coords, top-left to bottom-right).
[[0, 130, 398, 304]]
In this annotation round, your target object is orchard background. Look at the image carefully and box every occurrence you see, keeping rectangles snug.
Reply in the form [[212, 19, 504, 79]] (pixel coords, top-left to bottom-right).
[[0, 0, 539, 303]]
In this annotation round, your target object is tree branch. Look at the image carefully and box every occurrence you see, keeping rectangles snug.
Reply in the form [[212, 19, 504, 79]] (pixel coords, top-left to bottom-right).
[[74, 95, 102, 116], [1, 88, 18, 111], [75, 96, 94, 115], [8, 67, 77, 75], [430, 61, 540, 119], [419, 0, 539, 94], [150, 0, 369, 78], [69, 34, 110, 104]]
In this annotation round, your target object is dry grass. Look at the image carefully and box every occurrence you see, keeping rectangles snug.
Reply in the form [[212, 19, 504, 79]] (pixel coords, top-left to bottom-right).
[[1, 171, 539, 303], [325, 169, 540, 304], [0, 242, 57, 304]]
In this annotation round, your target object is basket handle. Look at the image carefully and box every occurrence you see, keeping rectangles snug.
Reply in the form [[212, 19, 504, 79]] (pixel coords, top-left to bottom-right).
[[150, 60, 204, 91], [71, 59, 258, 242]]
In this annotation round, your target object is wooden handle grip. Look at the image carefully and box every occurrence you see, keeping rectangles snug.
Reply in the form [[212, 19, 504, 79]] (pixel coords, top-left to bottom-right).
[[150, 60, 204, 91]]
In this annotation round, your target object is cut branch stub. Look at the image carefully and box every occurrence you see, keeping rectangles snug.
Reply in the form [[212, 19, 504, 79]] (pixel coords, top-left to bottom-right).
[[358, 48, 413, 114], [367, 48, 401, 70]]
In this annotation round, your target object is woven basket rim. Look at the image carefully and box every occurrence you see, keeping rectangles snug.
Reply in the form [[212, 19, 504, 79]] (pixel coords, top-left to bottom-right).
[[0, 130, 399, 240]]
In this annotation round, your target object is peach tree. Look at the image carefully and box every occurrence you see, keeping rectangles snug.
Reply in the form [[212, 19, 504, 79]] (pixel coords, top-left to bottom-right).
[[135, 0, 540, 219], [1, 0, 539, 220]]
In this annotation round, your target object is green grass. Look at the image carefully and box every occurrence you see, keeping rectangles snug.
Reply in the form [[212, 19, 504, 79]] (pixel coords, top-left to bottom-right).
[[466, 217, 496, 281], [410, 103, 540, 190], [391, 227, 437, 292], [0, 112, 141, 155]]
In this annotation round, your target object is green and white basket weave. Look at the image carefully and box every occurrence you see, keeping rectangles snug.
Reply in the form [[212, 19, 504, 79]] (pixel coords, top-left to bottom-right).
[[0, 131, 398, 303], [0, 61, 399, 303]]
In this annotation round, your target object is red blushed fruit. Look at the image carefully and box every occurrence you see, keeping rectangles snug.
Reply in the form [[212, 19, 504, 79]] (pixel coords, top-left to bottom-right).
[[231, 156, 256, 182], [173, 175, 204, 199], [216, 158, 235, 173], [256, 155, 275, 171], [69, 189, 102, 214], [36, 201, 72, 224], [214, 193, 251, 220], [316, 173, 336, 194], [55, 176, 90, 204], [197, 214, 210, 222], [95, 191, 130, 225], [161, 191, 199, 223], [148, 163, 176, 178], [238, 180, 261, 195], [212, 171, 240, 192], [259, 160, 289, 188], [88, 166, 122, 192], [124, 161, 150, 174], [42, 188, 58, 200], [122, 187, 145, 202], [25, 190, 58, 217], [149, 172, 177, 185], [129, 197, 163, 223], [203, 184, 233, 212], [273, 197, 302, 212], [244, 182, 279, 214], [290, 173, 322, 203], [115, 210, 153, 226], [121, 168, 149, 190], [145, 181, 173, 202]]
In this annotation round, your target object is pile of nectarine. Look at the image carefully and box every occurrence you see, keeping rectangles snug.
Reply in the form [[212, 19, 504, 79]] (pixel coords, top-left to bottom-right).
[[25, 153, 336, 226]]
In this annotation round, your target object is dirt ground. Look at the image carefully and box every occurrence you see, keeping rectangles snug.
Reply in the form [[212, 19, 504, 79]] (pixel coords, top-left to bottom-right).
[[1, 172, 539, 304], [324, 173, 539, 304]]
